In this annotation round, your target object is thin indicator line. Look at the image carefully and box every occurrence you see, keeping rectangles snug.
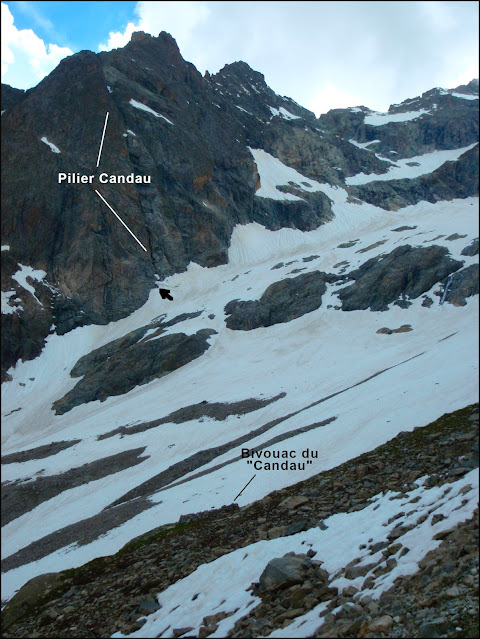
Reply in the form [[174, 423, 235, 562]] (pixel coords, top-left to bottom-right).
[[234, 474, 256, 501], [95, 190, 147, 252], [96, 111, 109, 168]]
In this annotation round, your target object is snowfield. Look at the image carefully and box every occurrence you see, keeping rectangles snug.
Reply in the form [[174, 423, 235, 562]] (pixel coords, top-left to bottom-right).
[[1, 157, 478, 607], [450, 92, 478, 100], [345, 143, 478, 185], [363, 109, 431, 126]]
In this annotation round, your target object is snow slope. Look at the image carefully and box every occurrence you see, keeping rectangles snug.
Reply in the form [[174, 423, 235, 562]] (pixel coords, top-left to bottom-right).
[[1, 148, 478, 604], [129, 99, 173, 124], [346, 143, 478, 185], [364, 109, 431, 126]]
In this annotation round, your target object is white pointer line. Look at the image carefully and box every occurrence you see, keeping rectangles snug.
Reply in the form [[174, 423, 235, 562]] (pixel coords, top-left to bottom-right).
[[95, 190, 148, 252], [96, 111, 109, 168]]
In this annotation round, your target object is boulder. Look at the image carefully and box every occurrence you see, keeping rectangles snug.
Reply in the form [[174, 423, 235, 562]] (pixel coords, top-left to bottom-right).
[[258, 553, 314, 592], [363, 615, 393, 635], [267, 526, 288, 539], [285, 520, 309, 535], [445, 264, 479, 306], [278, 495, 310, 510]]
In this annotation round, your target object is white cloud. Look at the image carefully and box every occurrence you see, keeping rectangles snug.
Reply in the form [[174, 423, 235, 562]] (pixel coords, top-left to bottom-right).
[[452, 61, 479, 88], [98, 1, 210, 52], [307, 84, 368, 117], [95, 1, 478, 116], [99, 21, 137, 52], [1, 2, 73, 90], [2, 0, 478, 114]]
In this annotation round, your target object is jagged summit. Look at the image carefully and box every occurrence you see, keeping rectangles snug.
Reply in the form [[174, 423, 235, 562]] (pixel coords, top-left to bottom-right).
[[127, 29, 182, 59], [215, 60, 267, 82], [130, 30, 154, 43]]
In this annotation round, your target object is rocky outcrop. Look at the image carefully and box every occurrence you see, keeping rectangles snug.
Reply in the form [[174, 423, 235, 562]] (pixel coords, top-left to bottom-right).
[[444, 264, 479, 306], [376, 324, 413, 334], [225, 271, 337, 330], [257, 553, 317, 592], [320, 80, 479, 161], [52, 328, 216, 414], [337, 245, 463, 311], [69, 311, 202, 378], [462, 238, 479, 256]]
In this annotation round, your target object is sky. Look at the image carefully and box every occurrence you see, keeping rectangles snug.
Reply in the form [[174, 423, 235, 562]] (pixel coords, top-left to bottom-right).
[[1, 0, 478, 115]]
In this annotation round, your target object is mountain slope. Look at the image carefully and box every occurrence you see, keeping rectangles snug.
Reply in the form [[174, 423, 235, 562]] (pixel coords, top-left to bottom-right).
[[1, 29, 479, 639], [2, 406, 478, 637], [2, 32, 477, 379]]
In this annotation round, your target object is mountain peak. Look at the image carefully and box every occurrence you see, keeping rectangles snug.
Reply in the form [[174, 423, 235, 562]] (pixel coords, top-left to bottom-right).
[[130, 30, 153, 44], [216, 60, 266, 83], [126, 30, 181, 58]]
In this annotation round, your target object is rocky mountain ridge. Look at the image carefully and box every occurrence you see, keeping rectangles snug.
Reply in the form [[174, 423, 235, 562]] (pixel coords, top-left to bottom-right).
[[1, 31, 478, 380]]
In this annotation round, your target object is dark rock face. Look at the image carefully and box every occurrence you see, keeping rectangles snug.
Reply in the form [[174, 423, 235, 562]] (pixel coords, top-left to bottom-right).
[[445, 264, 479, 306], [1, 301, 52, 383], [1, 84, 25, 113], [52, 328, 216, 414], [337, 245, 464, 311], [225, 271, 336, 330]]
